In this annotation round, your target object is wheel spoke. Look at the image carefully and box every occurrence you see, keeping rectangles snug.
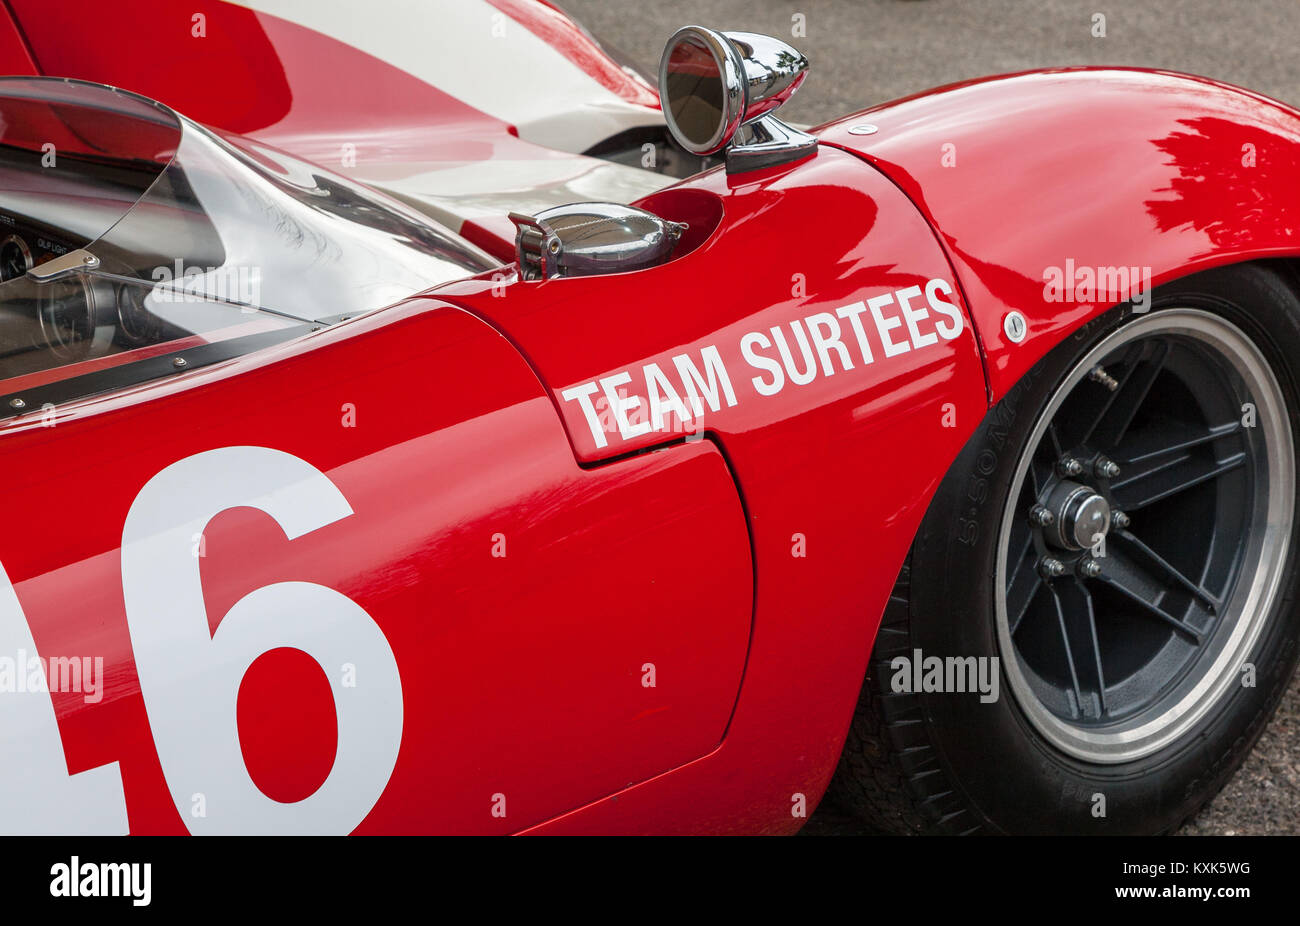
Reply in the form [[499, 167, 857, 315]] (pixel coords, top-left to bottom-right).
[[1116, 418, 1242, 466], [1109, 451, 1245, 511], [1111, 529, 1221, 613], [1092, 551, 1204, 643], [1028, 453, 1052, 497], [1006, 535, 1042, 636], [1046, 421, 1064, 460], [1049, 580, 1107, 718]]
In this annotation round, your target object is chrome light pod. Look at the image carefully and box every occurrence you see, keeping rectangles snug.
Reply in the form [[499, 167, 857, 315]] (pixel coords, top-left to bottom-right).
[[658, 25, 816, 173], [510, 203, 687, 281]]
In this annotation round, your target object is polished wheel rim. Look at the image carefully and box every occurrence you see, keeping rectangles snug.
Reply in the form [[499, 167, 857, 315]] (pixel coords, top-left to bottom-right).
[[995, 309, 1294, 763]]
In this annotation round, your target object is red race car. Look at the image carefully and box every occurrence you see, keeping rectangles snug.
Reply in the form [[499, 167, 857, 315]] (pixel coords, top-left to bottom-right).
[[1, 1, 1298, 836]]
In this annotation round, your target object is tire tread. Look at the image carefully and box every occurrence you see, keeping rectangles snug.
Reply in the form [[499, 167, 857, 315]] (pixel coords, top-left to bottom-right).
[[828, 561, 984, 834]]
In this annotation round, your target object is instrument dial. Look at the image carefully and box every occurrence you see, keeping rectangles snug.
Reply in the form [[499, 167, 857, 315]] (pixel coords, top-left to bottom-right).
[[0, 234, 32, 282]]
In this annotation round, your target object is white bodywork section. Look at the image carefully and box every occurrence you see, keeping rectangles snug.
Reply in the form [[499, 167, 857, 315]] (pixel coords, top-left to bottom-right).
[[233, 0, 663, 153]]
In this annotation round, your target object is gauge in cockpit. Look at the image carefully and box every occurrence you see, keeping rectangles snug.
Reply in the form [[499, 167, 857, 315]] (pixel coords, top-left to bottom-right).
[[0, 234, 32, 282], [36, 278, 97, 362]]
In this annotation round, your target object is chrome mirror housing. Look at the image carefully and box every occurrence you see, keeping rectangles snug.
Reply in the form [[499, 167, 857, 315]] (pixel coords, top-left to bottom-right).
[[658, 25, 816, 173], [726, 31, 810, 123]]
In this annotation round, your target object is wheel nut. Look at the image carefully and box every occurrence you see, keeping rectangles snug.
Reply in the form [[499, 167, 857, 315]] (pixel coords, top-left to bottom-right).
[[1038, 557, 1067, 579], [1057, 457, 1084, 477], [1078, 558, 1102, 578], [1112, 510, 1131, 529], [1094, 457, 1120, 479], [1029, 504, 1055, 527]]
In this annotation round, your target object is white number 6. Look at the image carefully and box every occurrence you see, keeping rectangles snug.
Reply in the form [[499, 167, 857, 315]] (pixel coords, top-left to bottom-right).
[[122, 447, 403, 834]]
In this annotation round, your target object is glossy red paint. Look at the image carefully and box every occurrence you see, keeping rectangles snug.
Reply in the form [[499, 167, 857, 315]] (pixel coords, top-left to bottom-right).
[[3, 301, 753, 833], [435, 147, 989, 832], [460, 216, 523, 264], [0, 90, 177, 164], [0, 2, 37, 74], [6, 2, 1298, 835], [819, 68, 1300, 403]]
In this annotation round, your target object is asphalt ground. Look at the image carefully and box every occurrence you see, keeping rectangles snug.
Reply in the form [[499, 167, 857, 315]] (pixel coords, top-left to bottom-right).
[[564, 0, 1299, 123], [561, 0, 1300, 835]]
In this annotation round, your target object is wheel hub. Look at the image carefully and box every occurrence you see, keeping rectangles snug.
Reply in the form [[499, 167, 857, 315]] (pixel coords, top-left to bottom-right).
[[1043, 480, 1111, 550]]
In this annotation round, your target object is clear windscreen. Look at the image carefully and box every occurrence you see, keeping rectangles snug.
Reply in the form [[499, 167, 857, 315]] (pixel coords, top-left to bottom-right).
[[0, 77, 497, 413]]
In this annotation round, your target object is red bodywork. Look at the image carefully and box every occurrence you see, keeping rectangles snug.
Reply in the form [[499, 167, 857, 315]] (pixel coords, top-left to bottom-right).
[[818, 68, 1300, 404], [2, 2, 1299, 834]]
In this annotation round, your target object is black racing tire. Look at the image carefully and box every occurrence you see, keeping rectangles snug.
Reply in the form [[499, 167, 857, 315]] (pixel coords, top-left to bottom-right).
[[828, 261, 1300, 834]]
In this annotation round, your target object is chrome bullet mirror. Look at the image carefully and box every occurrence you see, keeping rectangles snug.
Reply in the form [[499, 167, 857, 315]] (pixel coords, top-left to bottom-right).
[[658, 25, 816, 173], [658, 26, 746, 156]]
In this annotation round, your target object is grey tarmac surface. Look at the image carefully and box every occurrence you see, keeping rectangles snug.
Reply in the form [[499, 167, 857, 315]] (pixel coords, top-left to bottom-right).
[[561, 0, 1300, 835]]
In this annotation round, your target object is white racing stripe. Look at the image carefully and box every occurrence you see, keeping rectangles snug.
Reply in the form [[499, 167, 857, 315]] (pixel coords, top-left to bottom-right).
[[232, 0, 662, 152]]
